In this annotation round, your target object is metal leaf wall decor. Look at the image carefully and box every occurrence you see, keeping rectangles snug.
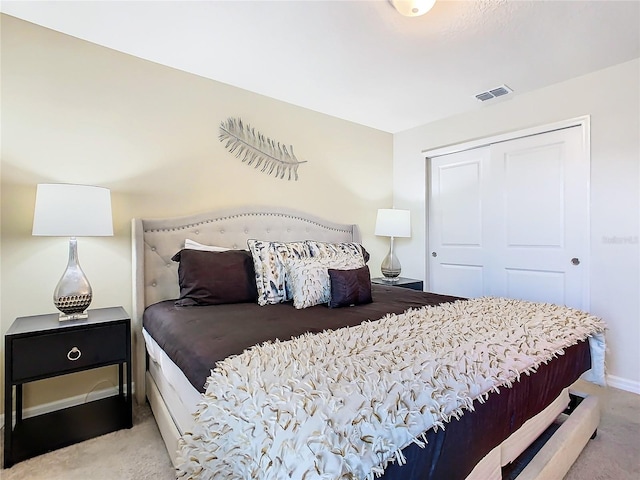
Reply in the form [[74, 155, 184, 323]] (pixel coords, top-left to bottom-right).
[[219, 117, 307, 181]]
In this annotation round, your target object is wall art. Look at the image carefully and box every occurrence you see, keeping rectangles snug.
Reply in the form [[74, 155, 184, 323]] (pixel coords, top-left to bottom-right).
[[219, 117, 307, 181]]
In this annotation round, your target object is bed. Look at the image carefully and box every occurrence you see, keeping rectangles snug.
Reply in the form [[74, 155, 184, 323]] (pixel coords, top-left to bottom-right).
[[131, 206, 605, 480]]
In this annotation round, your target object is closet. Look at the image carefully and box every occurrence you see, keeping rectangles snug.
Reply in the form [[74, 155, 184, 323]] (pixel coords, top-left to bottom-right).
[[427, 124, 589, 309]]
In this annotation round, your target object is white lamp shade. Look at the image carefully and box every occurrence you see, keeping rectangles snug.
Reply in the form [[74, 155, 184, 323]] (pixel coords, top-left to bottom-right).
[[32, 184, 114, 237], [375, 209, 411, 238]]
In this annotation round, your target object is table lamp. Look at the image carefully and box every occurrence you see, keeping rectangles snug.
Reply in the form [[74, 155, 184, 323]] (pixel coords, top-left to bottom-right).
[[375, 208, 411, 281], [32, 184, 113, 321]]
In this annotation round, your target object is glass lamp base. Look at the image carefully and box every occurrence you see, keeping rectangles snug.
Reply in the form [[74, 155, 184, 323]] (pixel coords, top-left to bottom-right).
[[381, 239, 402, 280]]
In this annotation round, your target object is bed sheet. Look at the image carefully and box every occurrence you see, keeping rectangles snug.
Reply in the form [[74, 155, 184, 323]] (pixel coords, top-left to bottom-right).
[[144, 328, 200, 434]]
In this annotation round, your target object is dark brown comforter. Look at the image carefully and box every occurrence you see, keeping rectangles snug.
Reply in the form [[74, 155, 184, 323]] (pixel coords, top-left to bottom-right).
[[143, 285, 591, 479], [143, 284, 462, 392]]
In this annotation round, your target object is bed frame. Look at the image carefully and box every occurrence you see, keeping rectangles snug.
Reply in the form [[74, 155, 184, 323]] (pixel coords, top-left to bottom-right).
[[131, 205, 599, 479]]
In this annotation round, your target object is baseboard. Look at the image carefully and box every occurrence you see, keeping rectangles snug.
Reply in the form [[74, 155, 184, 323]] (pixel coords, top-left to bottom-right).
[[1, 382, 135, 429], [606, 374, 640, 394]]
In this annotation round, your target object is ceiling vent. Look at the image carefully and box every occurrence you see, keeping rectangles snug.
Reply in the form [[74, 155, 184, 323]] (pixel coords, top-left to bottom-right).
[[475, 84, 513, 102]]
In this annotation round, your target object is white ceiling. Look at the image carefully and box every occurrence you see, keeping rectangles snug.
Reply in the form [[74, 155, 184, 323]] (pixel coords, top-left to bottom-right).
[[2, 0, 639, 133]]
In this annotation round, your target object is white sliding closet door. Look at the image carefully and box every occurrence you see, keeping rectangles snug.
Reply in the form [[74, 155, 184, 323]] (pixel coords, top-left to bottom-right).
[[429, 147, 491, 299], [429, 126, 588, 309]]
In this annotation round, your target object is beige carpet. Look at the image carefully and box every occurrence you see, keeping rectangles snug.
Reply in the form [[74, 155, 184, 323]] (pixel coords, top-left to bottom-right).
[[564, 382, 640, 480], [1, 383, 638, 479], [0, 404, 174, 480]]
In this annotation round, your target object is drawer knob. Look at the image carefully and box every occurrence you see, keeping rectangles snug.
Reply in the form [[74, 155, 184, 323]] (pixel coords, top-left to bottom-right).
[[67, 346, 82, 361]]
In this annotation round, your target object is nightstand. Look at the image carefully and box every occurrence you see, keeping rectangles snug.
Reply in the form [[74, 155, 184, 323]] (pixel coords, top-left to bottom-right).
[[371, 277, 424, 291], [3, 307, 132, 468]]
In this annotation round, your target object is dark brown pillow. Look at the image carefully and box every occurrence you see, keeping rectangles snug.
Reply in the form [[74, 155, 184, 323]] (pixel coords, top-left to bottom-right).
[[171, 249, 257, 306], [328, 265, 373, 308]]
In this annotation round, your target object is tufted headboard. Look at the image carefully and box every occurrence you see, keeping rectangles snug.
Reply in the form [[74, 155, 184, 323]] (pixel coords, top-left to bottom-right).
[[131, 205, 361, 403]]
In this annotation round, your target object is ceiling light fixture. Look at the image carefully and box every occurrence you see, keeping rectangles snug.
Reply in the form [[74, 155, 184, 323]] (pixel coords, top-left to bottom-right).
[[389, 0, 436, 17]]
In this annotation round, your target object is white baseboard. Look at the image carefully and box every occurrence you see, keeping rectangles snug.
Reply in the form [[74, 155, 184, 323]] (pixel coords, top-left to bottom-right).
[[1, 382, 135, 429], [607, 374, 640, 395]]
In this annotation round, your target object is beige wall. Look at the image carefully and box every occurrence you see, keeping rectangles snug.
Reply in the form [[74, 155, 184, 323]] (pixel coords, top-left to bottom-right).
[[0, 15, 393, 411], [393, 58, 640, 392]]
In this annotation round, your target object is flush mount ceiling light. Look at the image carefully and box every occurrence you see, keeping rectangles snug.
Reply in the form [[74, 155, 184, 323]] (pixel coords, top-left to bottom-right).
[[389, 0, 436, 17]]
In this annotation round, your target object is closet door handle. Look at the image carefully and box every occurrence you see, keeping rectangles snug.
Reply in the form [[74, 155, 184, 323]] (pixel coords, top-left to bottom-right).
[[431, 252, 437, 257], [571, 257, 580, 265]]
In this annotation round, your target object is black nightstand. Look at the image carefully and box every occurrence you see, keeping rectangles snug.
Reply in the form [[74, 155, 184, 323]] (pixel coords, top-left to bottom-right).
[[371, 277, 424, 291], [3, 307, 132, 468]]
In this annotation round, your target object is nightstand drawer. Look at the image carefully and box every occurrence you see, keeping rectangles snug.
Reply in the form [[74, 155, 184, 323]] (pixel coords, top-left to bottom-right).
[[11, 323, 127, 382]]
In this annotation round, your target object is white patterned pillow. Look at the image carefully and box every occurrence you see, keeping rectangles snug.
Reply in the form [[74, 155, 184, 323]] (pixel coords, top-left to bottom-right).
[[306, 240, 369, 264], [247, 240, 311, 306], [285, 255, 365, 309]]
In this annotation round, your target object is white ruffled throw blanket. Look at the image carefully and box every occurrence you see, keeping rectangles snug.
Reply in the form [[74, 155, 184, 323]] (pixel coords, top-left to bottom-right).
[[177, 297, 606, 479]]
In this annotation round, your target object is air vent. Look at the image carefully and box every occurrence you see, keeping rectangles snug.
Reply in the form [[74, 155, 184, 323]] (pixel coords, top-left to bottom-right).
[[475, 84, 513, 102]]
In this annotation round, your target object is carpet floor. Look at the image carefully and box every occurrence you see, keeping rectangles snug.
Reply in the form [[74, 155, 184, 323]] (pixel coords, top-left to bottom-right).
[[1, 382, 638, 479]]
